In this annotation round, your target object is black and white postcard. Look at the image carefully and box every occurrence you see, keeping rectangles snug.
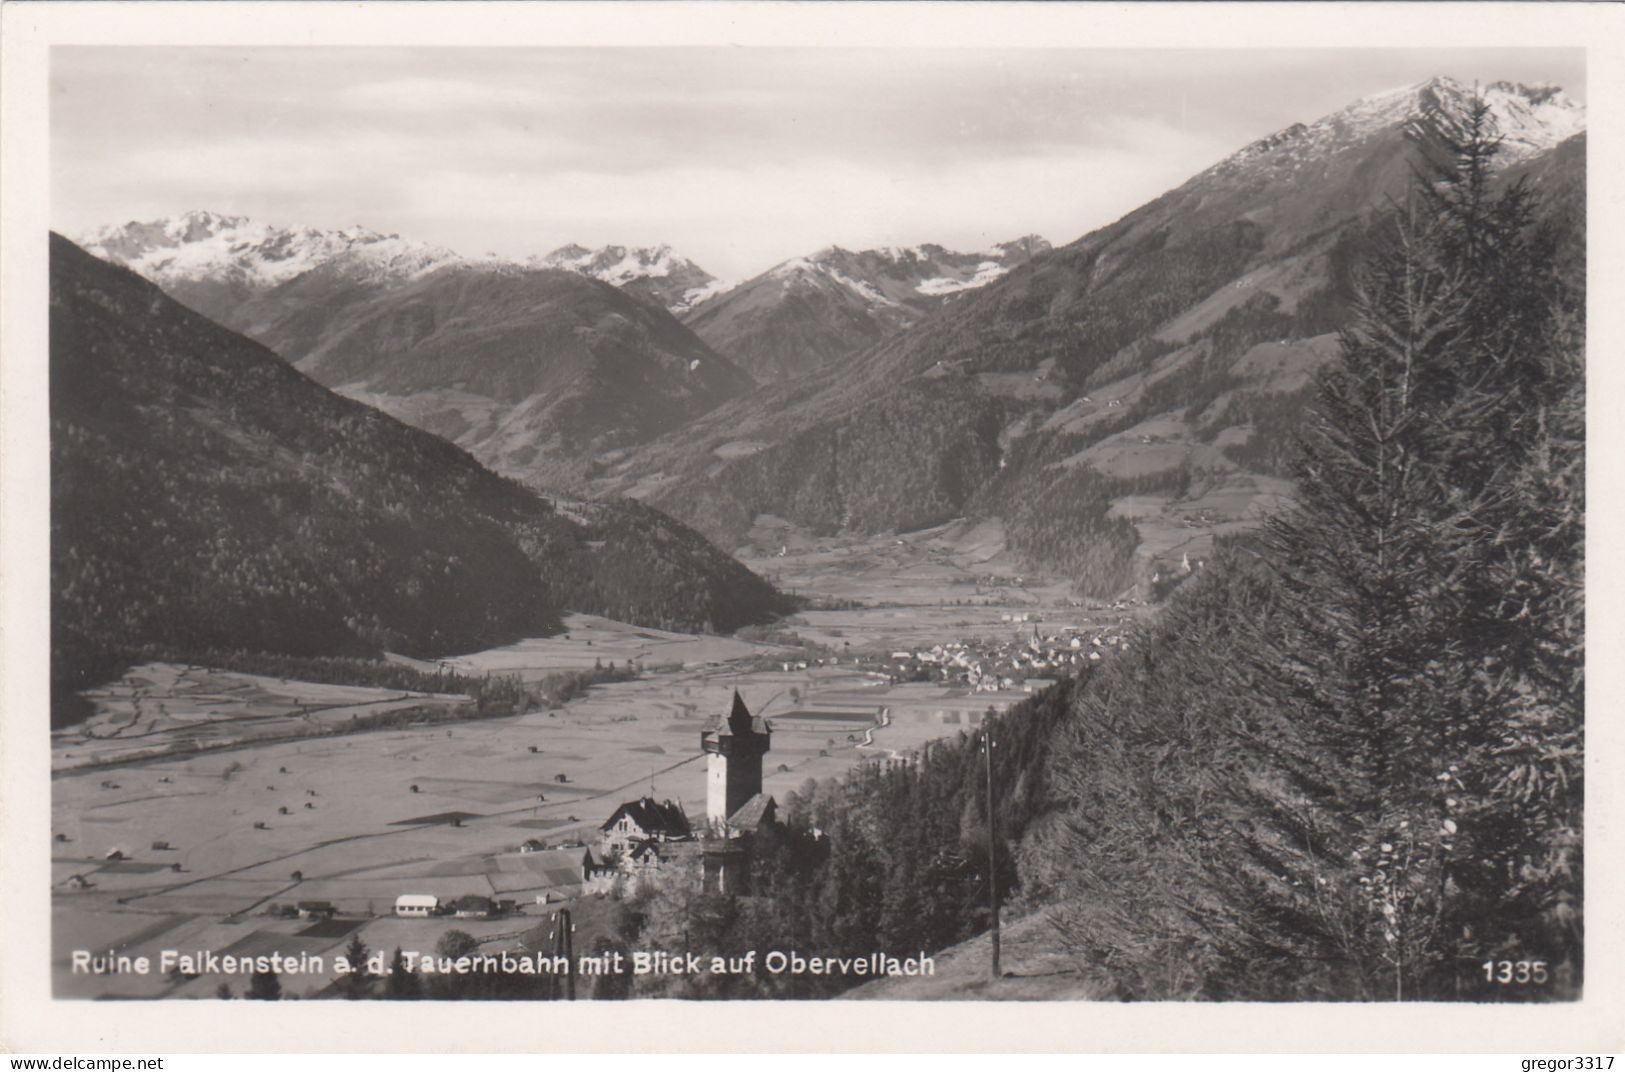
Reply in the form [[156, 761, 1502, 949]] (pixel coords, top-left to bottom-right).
[[2, 0, 1621, 1055]]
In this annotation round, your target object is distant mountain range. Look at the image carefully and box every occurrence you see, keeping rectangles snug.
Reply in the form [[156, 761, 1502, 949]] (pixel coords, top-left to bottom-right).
[[76, 213, 1049, 482], [50, 233, 789, 717], [79, 214, 723, 316], [77, 212, 473, 326], [682, 237, 1051, 382], [581, 77, 1585, 592]]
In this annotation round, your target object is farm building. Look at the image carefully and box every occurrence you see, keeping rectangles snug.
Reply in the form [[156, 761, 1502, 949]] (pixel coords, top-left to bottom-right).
[[297, 900, 336, 920], [510, 847, 593, 893], [452, 894, 496, 919], [394, 893, 439, 918]]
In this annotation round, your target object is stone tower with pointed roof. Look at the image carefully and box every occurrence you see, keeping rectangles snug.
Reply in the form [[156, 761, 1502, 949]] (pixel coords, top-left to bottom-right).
[[701, 691, 771, 827]]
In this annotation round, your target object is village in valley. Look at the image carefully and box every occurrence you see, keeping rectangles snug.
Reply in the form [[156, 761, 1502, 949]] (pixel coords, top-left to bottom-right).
[[51, 547, 1146, 998]]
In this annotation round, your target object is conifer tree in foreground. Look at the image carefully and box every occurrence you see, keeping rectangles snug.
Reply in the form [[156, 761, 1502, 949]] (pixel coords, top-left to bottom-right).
[[1243, 94, 1583, 998], [340, 933, 373, 999], [384, 947, 420, 1000], [1038, 93, 1582, 1000], [246, 968, 281, 1001]]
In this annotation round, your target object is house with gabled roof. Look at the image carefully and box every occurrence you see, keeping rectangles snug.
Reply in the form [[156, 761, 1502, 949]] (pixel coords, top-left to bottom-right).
[[599, 796, 692, 859], [583, 693, 788, 897]]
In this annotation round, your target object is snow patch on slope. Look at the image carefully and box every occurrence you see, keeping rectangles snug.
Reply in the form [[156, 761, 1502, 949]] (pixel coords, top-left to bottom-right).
[[681, 277, 736, 308], [916, 260, 1010, 296], [760, 237, 1048, 306]]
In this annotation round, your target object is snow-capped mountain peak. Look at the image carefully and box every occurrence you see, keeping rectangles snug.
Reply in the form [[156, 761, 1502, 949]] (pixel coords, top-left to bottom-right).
[[1217, 75, 1585, 178], [534, 243, 719, 313], [1325, 75, 1582, 160], [298, 236, 472, 285], [683, 234, 1053, 382], [756, 236, 1050, 306], [76, 211, 449, 291], [75, 213, 735, 319]]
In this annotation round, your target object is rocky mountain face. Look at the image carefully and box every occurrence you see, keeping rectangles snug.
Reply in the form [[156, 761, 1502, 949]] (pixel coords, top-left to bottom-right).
[[227, 261, 755, 488], [681, 237, 1052, 382], [587, 77, 1585, 594], [537, 243, 727, 314], [50, 233, 789, 714]]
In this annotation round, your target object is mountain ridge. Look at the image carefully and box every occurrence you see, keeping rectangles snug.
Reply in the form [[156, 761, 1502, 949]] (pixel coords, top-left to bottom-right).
[[536, 242, 725, 314], [50, 232, 791, 720], [236, 259, 754, 487], [680, 236, 1052, 382], [76, 213, 728, 319]]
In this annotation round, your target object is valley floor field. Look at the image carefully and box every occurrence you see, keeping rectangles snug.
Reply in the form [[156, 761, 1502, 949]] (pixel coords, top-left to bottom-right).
[[53, 558, 1133, 998], [738, 515, 1075, 608]]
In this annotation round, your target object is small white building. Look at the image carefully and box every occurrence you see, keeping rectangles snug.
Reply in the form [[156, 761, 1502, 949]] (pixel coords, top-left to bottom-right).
[[394, 893, 439, 918]]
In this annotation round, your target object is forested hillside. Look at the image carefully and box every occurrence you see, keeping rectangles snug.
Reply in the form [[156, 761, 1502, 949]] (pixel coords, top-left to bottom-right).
[[1016, 99, 1585, 1000], [50, 235, 790, 723]]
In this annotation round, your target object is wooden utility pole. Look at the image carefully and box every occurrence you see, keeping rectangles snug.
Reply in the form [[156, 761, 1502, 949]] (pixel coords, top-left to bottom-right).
[[550, 909, 576, 1000], [984, 728, 1001, 980]]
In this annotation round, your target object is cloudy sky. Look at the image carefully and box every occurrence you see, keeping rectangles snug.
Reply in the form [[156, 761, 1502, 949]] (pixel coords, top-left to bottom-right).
[[51, 47, 1583, 280]]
